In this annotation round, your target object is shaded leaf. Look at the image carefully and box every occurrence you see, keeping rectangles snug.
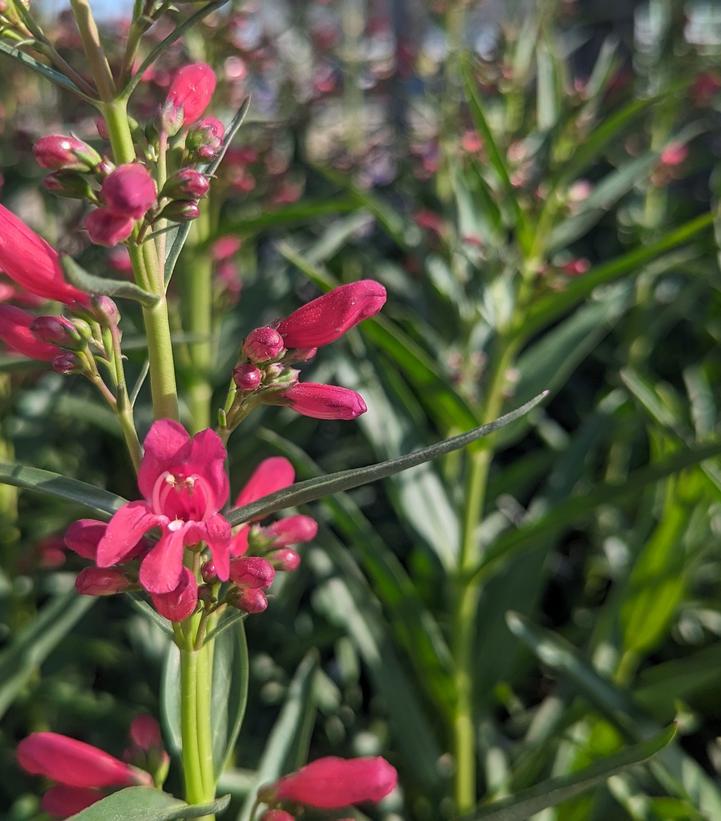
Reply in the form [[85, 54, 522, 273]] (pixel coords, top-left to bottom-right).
[[63, 256, 159, 306], [70, 788, 230, 819]]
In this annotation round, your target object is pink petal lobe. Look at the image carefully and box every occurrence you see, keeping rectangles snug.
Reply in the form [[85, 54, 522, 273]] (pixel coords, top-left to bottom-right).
[[234, 457, 295, 509], [96, 502, 160, 567], [187, 428, 229, 508], [230, 525, 249, 556], [203, 513, 231, 580], [138, 419, 191, 499], [139, 524, 188, 594]]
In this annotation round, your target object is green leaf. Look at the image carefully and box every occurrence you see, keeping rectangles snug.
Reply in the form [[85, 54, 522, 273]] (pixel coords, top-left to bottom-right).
[[211, 621, 249, 777], [164, 98, 250, 284], [0, 462, 125, 519], [160, 642, 182, 757], [219, 197, 358, 237], [227, 393, 547, 526], [62, 256, 159, 306], [0, 40, 95, 102], [237, 653, 318, 821], [0, 591, 94, 718], [468, 726, 675, 820], [69, 788, 230, 820], [520, 212, 714, 337]]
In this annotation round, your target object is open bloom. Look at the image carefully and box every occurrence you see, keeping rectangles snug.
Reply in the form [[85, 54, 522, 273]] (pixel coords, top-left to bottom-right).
[[276, 280, 386, 349], [96, 420, 231, 594], [260, 756, 397, 809], [0, 205, 88, 304], [0, 304, 60, 360]]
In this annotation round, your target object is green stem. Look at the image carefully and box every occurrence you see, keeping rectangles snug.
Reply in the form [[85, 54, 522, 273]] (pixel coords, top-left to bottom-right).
[[68, 0, 115, 101], [185, 205, 213, 431], [451, 337, 519, 814], [102, 98, 180, 421], [180, 647, 205, 804]]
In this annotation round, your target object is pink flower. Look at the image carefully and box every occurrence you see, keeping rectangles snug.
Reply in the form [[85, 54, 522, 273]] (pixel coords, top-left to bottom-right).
[[262, 756, 397, 809], [187, 116, 225, 159], [17, 732, 149, 789], [33, 134, 100, 172], [101, 163, 157, 219], [268, 548, 301, 571], [150, 566, 199, 621], [75, 567, 131, 596], [84, 208, 135, 247], [263, 515, 317, 547], [96, 420, 231, 594], [276, 280, 386, 349], [162, 168, 210, 199], [42, 785, 102, 817], [235, 456, 295, 509], [166, 63, 217, 126], [64, 518, 107, 559], [0, 305, 60, 360], [234, 363, 262, 391], [0, 205, 88, 304], [281, 383, 367, 420], [229, 556, 275, 588]]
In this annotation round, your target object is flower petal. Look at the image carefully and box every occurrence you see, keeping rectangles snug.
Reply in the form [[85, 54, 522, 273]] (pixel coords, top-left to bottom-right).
[[96, 502, 161, 567], [187, 428, 229, 509], [138, 524, 188, 594], [137, 419, 191, 500], [230, 525, 249, 557], [234, 457, 295, 509], [203, 513, 231, 581], [151, 566, 198, 621]]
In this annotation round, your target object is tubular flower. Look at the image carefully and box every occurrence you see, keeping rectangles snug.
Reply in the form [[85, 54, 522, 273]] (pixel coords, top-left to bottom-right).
[[0, 205, 88, 304], [276, 279, 386, 349], [260, 756, 397, 809], [165, 63, 217, 126], [17, 732, 149, 789], [281, 383, 367, 420], [0, 305, 61, 360], [95, 419, 232, 594]]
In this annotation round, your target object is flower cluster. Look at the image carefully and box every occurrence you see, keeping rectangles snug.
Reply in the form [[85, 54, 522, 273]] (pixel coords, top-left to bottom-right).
[[256, 756, 397, 817], [223, 279, 386, 433], [17, 721, 164, 818], [66, 420, 316, 621]]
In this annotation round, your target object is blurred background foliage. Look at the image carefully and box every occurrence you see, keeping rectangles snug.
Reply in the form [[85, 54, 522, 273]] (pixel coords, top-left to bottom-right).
[[3, 0, 721, 818]]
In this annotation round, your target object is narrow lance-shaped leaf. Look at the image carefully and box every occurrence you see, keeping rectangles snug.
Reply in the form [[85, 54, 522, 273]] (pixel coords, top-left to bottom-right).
[[62, 256, 159, 307], [0, 40, 95, 103], [0, 461, 125, 519], [468, 725, 676, 820], [70, 788, 231, 820], [227, 392, 547, 526]]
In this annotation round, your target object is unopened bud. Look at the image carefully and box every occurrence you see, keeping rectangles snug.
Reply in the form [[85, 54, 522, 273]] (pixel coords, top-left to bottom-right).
[[161, 168, 210, 200], [243, 326, 285, 363], [201, 560, 218, 583], [102, 163, 157, 219], [91, 295, 121, 326], [158, 200, 201, 222], [187, 117, 225, 160], [84, 208, 135, 247], [232, 587, 268, 614], [75, 567, 130, 596], [288, 347, 317, 363], [233, 363, 262, 391], [52, 351, 79, 374], [42, 172, 95, 200], [30, 315, 84, 349], [264, 515, 318, 547], [33, 134, 101, 172], [229, 556, 275, 589], [268, 548, 301, 572]]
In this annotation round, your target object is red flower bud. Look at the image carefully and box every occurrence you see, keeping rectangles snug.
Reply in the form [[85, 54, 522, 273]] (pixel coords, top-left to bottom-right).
[[276, 280, 386, 348], [0, 305, 60, 361], [33, 134, 101, 171], [129, 715, 163, 752], [243, 326, 285, 362], [75, 567, 130, 596], [264, 515, 318, 547], [91, 295, 121, 326], [282, 383, 367, 420], [151, 567, 198, 622], [30, 315, 84, 349], [84, 208, 135, 247], [158, 200, 201, 222], [268, 548, 301, 572], [165, 63, 217, 127], [233, 586, 268, 614], [0, 205, 89, 304], [162, 168, 210, 199], [17, 732, 150, 788], [234, 363, 262, 391], [42, 785, 102, 816], [52, 351, 79, 374], [102, 163, 157, 219], [187, 116, 225, 159], [266, 756, 397, 809], [229, 556, 275, 589]]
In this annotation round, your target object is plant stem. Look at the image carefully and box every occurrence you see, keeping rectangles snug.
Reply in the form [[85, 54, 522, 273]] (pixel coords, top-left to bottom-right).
[[451, 336, 519, 814], [185, 204, 214, 431], [180, 646, 205, 803], [68, 0, 115, 102], [102, 98, 180, 421]]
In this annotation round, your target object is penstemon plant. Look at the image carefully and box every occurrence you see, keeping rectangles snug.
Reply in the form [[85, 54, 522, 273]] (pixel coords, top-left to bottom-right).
[[0, 0, 546, 818]]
